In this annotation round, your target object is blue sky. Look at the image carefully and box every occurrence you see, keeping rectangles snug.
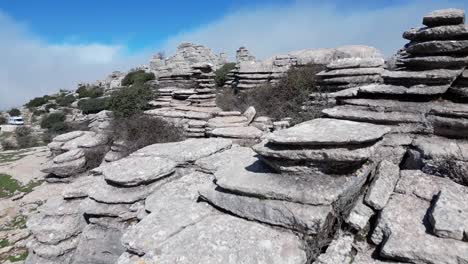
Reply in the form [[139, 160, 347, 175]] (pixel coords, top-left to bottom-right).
[[0, 0, 468, 109]]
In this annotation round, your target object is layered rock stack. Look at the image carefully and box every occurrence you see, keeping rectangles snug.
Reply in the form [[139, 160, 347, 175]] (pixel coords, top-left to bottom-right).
[[228, 45, 384, 92], [187, 63, 217, 107], [42, 131, 109, 182]]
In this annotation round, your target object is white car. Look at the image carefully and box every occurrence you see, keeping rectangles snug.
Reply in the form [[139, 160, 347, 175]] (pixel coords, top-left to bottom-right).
[[8, 116, 25, 125]]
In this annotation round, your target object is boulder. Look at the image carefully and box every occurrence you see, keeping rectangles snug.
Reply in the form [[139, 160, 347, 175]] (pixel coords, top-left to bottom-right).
[[364, 161, 401, 210], [423, 8, 465, 27], [429, 190, 468, 241]]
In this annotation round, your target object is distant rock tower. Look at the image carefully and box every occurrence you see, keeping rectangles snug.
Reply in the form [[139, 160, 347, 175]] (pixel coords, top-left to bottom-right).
[[236, 47, 256, 63]]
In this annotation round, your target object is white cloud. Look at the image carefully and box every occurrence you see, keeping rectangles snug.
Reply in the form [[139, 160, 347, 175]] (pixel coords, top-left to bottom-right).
[[161, 0, 468, 60], [0, 11, 149, 110]]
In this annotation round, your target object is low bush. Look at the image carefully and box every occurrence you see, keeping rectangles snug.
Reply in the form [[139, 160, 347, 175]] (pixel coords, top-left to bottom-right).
[[0, 116, 6, 125], [26, 96, 50, 108], [40, 112, 68, 133], [1, 141, 16, 151], [56, 94, 76, 107], [44, 103, 57, 112], [78, 97, 110, 114], [76, 85, 104, 98], [8, 108, 21, 117], [121, 70, 155, 86], [15, 126, 37, 149], [216, 64, 326, 125], [33, 109, 46, 116], [215, 63, 236, 87], [109, 115, 185, 156], [108, 84, 153, 118]]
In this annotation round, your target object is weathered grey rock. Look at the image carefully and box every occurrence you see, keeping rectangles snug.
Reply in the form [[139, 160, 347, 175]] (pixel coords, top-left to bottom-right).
[[52, 149, 85, 164], [131, 138, 232, 165], [326, 57, 385, 69], [323, 105, 425, 125], [318, 67, 383, 77], [62, 176, 97, 199], [30, 236, 78, 259], [406, 40, 468, 55], [81, 198, 134, 217], [365, 161, 400, 210], [429, 190, 468, 241], [28, 213, 85, 245], [267, 118, 390, 146], [195, 146, 256, 174], [209, 126, 263, 139], [215, 156, 372, 206], [72, 224, 125, 264], [382, 69, 462, 86], [25, 251, 74, 264], [53, 131, 85, 142], [373, 193, 468, 263], [313, 233, 354, 264], [60, 131, 105, 151], [403, 24, 468, 41], [395, 170, 468, 202], [207, 116, 248, 128], [140, 214, 307, 264], [318, 75, 382, 85], [243, 106, 256, 124], [200, 182, 332, 233], [253, 140, 372, 174], [88, 177, 170, 204], [92, 156, 176, 187], [358, 83, 451, 95], [42, 156, 87, 177], [398, 55, 468, 69], [423, 8, 465, 27], [122, 202, 215, 255], [345, 195, 374, 231], [145, 171, 214, 212], [429, 115, 468, 140]]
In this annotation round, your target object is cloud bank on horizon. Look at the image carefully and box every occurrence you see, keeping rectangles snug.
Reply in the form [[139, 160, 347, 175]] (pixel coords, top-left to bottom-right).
[[1, 0, 468, 110]]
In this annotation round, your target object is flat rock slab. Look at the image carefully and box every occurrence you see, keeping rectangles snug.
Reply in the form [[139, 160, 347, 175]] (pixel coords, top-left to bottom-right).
[[72, 224, 125, 264], [267, 118, 390, 146], [131, 138, 232, 165], [88, 176, 170, 204], [215, 156, 371, 206], [382, 69, 462, 85], [30, 235, 78, 259], [365, 161, 400, 210], [122, 201, 216, 255], [143, 214, 307, 264], [373, 194, 468, 263], [92, 156, 176, 187], [195, 146, 256, 174], [423, 8, 465, 27], [318, 67, 383, 77], [318, 75, 382, 84], [326, 57, 385, 70], [210, 126, 263, 139], [358, 83, 451, 95], [398, 55, 468, 69], [200, 182, 332, 233], [42, 156, 87, 177], [430, 102, 468, 118], [323, 105, 426, 124], [406, 40, 468, 55], [81, 198, 134, 217], [395, 170, 468, 202], [430, 189, 468, 241], [52, 149, 85, 164], [429, 115, 468, 140], [28, 213, 85, 245], [145, 171, 214, 212], [53, 131, 85, 142], [404, 24, 468, 41]]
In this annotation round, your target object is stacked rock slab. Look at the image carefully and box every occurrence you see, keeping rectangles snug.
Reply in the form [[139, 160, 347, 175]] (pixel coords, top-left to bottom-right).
[[42, 131, 109, 182], [200, 118, 391, 260], [228, 45, 384, 91], [323, 9, 468, 135]]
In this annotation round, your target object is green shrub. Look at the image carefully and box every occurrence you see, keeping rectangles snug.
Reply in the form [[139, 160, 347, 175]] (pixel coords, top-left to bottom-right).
[[56, 94, 76, 107], [215, 63, 236, 87], [76, 85, 104, 98], [121, 70, 155, 86], [217, 64, 326, 125], [0, 116, 6, 125], [40, 112, 68, 133], [33, 109, 46, 116], [8, 108, 21, 117], [78, 98, 110, 114], [1, 140, 16, 151], [44, 103, 57, 112], [15, 126, 37, 149], [108, 84, 153, 118], [26, 96, 50, 108], [110, 115, 185, 157]]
